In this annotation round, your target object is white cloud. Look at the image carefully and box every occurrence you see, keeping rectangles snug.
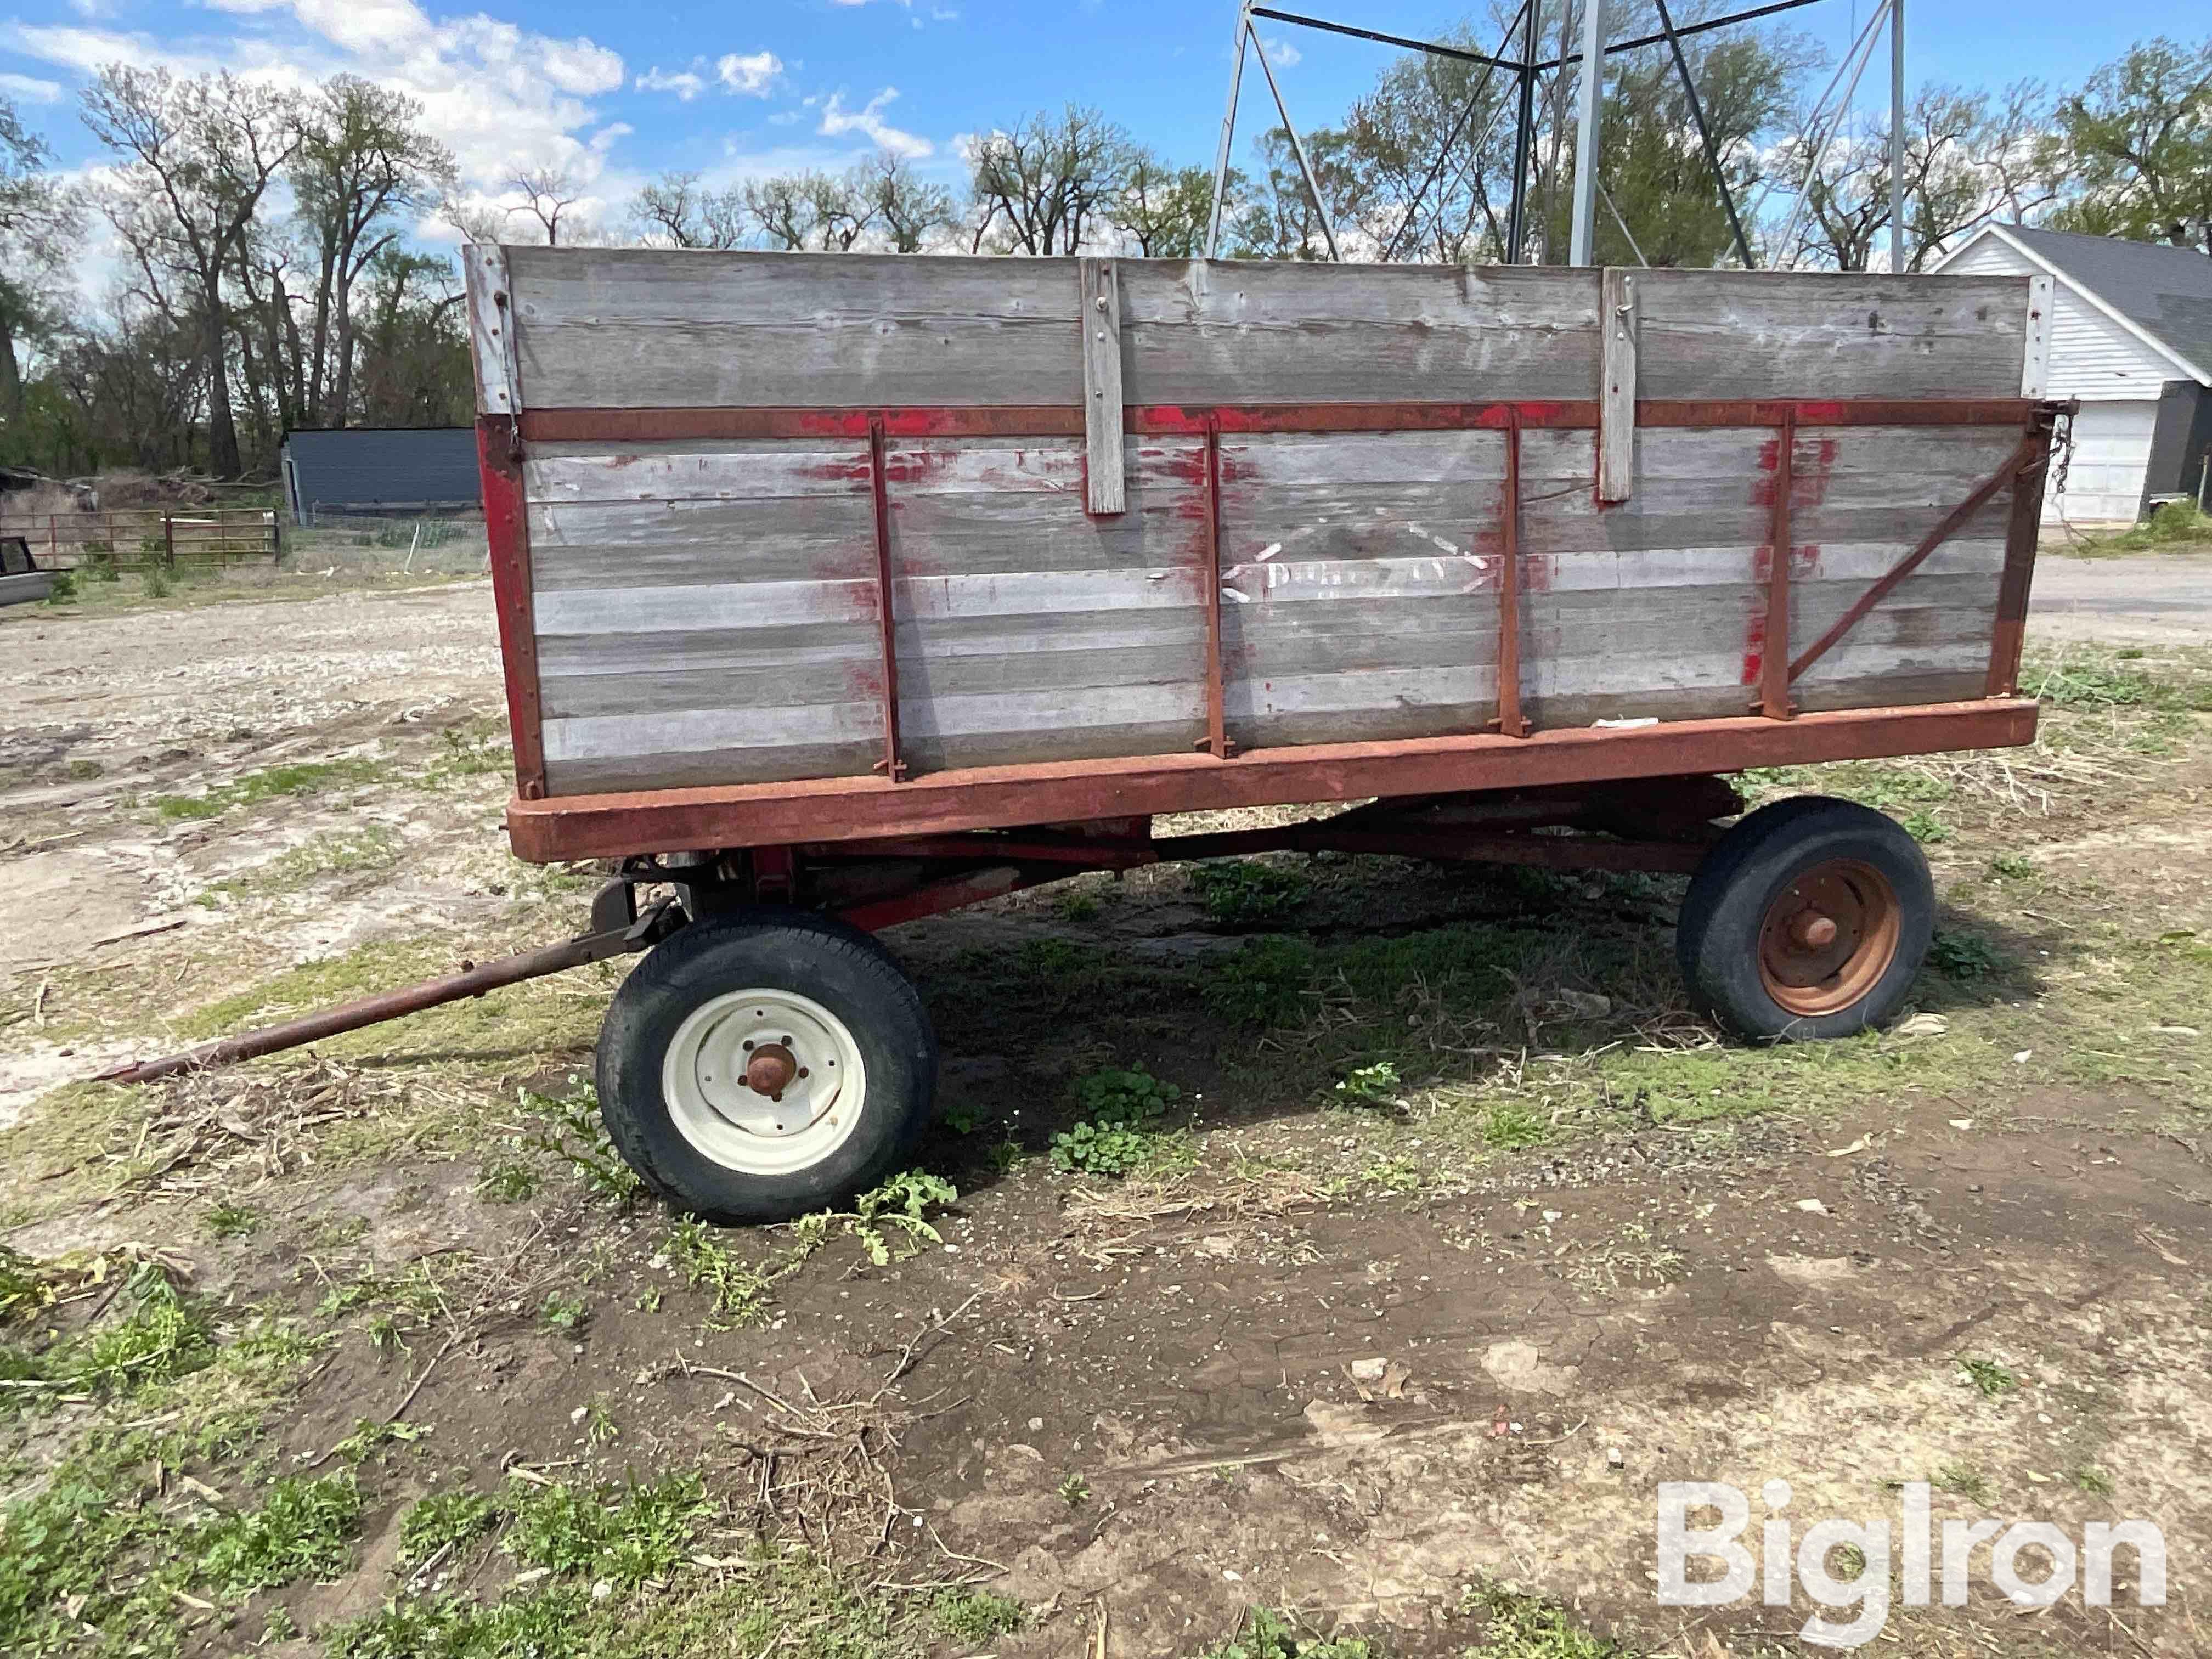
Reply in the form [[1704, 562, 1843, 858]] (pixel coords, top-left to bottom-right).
[[0, 70, 64, 102], [1261, 35, 1300, 67], [635, 65, 706, 101], [715, 50, 782, 95], [5, 2, 632, 193], [818, 87, 930, 159]]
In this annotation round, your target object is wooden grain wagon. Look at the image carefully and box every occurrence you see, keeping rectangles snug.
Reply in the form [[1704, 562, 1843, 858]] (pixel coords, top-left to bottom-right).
[[104, 247, 2064, 1222]]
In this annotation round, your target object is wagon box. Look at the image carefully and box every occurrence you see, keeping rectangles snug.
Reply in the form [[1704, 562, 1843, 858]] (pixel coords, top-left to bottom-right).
[[99, 249, 2063, 1223]]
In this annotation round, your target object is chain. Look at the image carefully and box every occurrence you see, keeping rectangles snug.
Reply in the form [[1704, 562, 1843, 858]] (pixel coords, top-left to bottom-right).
[[2048, 408, 2074, 501]]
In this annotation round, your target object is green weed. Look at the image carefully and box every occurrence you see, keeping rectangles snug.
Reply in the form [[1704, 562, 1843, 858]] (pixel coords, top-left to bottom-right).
[[1988, 853, 2035, 880], [1189, 859, 1312, 924], [791, 1170, 958, 1267], [663, 1217, 777, 1326], [1199, 1607, 1380, 1659], [538, 1293, 589, 1335], [1050, 1066, 1180, 1177], [1460, 1583, 1631, 1658], [1056, 1472, 1090, 1508], [1956, 1356, 2018, 1398], [477, 1160, 540, 1203], [502, 1470, 711, 1586], [932, 1587, 1025, 1643], [1928, 930, 2007, 981], [1933, 1463, 1993, 1504], [2073, 1465, 2116, 1497], [1200, 936, 1316, 1027], [1332, 1060, 1402, 1107], [205, 1201, 261, 1239], [521, 1086, 644, 1206], [398, 1487, 503, 1565]]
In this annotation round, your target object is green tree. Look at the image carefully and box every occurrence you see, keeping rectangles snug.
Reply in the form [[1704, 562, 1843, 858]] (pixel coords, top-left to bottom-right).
[[2044, 35, 2212, 253], [0, 94, 83, 450], [292, 75, 456, 425], [80, 66, 302, 478]]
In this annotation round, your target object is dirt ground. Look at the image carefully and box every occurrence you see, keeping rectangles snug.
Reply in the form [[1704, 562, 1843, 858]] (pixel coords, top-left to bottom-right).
[[3, 569, 2209, 1659]]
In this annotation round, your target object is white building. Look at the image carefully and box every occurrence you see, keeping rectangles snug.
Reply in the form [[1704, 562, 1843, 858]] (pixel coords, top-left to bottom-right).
[[1936, 224, 2212, 524]]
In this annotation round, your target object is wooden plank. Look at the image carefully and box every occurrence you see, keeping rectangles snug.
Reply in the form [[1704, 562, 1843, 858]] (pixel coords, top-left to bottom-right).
[[1599, 268, 1638, 503], [1080, 259, 1125, 515], [1494, 412, 1529, 736], [506, 246, 1081, 410], [528, 499, 876, 589], [462, 245, 518, 417], [1987, 418, 2052, 695], [1117, 261, 1603, 403], [538, 621, 881, 681], [524, 441, 872, 503], [1631, 270, 2032, 399]]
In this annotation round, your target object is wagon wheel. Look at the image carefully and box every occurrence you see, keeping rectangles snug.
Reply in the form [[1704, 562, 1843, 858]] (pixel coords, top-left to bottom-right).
[[596, 907, 938, 1223], [1677, 797, 1933, 1041]]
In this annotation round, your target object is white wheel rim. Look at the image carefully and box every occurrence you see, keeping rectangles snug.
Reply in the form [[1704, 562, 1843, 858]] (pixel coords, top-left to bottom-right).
[[661, 988, 868, 1176]]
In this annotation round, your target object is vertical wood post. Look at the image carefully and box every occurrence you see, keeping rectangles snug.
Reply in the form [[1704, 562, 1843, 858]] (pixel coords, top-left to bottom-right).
[[163, 514, 176, 570], [1200, 417, 1232, 760], [1758, 408, 1796, 719], [1598, 268, 1638, 503], [1492, 409, 1532, 737], [1079, 258, 1125, 516], [867, 417, 907, 781], [49, 515, 58, 566], [1986, 414, 2052, 697], [475, 416, 548, 799]]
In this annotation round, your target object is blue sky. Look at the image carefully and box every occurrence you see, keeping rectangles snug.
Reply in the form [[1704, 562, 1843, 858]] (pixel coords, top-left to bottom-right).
[[0, 0, 2196, 241]]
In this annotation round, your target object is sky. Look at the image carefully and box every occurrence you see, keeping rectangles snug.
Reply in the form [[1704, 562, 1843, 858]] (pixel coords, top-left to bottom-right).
[[0, 0, 2198, 246]]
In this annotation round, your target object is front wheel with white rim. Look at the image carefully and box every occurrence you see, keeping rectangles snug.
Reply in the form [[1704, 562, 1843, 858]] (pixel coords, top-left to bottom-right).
[[595, 909, 937, 1224]]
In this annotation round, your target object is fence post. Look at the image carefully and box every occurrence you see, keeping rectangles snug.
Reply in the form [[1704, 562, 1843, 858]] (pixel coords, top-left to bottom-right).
[[49, 515, 58, 566], [163, 514, 176, 569]]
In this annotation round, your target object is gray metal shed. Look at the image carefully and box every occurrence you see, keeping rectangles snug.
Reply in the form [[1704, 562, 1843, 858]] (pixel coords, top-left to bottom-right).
[[280, 427, 482, 519]]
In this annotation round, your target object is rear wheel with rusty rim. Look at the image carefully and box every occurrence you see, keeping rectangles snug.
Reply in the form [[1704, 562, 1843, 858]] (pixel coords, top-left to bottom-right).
[[1678, 797, 1932, 1041]]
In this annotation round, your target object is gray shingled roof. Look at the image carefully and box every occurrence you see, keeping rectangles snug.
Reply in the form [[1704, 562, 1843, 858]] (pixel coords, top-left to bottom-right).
[[2003, 224, 2212, 381]]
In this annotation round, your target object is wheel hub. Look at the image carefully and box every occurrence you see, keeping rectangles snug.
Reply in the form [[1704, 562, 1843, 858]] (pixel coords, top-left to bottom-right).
[[661, 989, 868, 1175], [744, 1042, 800, 1099], [1757, 859, 1902, 1019]]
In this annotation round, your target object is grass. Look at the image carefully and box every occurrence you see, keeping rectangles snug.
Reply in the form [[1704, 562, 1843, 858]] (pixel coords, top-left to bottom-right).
[[502, 1470, 712, 1586], [932, 1587, 1024, 1643], [1188, 859, 1313, 924], [201, 826, 404, 900], [205, 1200, 261, 1239], [154, 754, 391, 822], [398, 1487, 503, 1566], [194, 1470, 363, 1593], [1458, 1584, 1635, 1658], [1933, 1463, 1994, 1504], [2070, 498, 2212, 556], [1198, 1607, 1381, 1659]]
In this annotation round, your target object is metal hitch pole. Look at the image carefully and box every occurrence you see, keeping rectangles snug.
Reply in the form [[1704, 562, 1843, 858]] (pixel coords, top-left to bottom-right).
[[93, 890, 671, 1087]]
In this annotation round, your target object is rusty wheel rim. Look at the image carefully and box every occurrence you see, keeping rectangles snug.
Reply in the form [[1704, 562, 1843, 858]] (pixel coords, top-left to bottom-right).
[[1756, 859, 1901, 1019]]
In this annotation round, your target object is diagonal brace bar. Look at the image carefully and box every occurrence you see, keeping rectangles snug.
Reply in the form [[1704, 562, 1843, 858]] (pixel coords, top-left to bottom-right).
[[1653, 0, 1756, 269], [1789, 433, 2039, 684]]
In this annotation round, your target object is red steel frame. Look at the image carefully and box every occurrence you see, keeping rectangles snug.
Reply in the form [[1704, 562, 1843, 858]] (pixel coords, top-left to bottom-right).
[[481, 397, 2061, 867]]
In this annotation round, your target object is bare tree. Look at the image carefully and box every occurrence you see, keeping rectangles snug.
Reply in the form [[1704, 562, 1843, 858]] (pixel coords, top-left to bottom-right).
[[508, 166, 584, 246], [294, 76, 455, 424], [854, 152, 954, 252], [1785, 82, 2057, 270], [81, 66, 301, 479], [633, 171, 749, 249], [967, 105, 1134, 255], [741, 171, 874, 251]]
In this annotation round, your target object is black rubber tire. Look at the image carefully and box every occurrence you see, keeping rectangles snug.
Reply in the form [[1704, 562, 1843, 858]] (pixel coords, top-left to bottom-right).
[[1676, 795, 1934, 1042], [595, 907, 938, 1224]]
